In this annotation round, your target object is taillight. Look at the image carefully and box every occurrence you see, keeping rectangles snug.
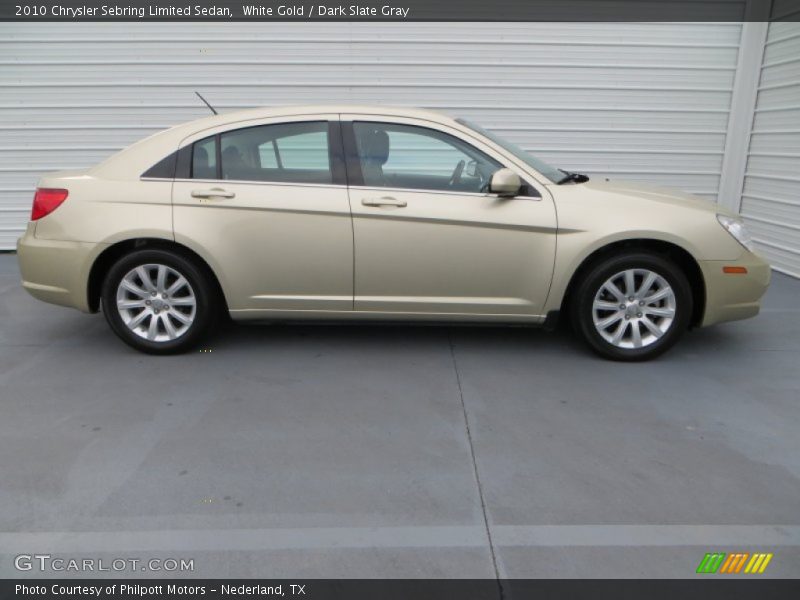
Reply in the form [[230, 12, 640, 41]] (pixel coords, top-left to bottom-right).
[[31, 188, 68, 221]]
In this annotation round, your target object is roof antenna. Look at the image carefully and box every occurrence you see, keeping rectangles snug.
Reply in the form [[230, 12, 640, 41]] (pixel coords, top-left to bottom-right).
[[195, 91, 218, 115]]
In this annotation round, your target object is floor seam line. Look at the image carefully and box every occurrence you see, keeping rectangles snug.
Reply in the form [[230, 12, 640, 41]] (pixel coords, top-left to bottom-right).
[[448, 329, 504, 600]]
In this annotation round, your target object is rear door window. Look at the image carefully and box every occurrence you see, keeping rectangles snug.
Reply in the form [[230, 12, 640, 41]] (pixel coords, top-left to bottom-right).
[[220, 121, 332, 184], [191, 136, 217, 179]]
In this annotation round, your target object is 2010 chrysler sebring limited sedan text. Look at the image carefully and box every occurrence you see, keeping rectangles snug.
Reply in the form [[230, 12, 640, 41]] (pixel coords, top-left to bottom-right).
[[17, 106, 770, 360]]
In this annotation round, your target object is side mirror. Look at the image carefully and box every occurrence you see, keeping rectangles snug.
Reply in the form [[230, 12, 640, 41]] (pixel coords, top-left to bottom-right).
[[465, 159, 478, 178], [488, 168, 522, 198]]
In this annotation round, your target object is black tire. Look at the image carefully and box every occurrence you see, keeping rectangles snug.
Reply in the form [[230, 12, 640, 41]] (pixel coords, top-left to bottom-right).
[[571, 252, 692, 361], [101, 249, 219, 354]]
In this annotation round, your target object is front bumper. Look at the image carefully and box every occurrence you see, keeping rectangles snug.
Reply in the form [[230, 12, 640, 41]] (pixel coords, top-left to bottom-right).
[[699, 250, 771, 327], [16, 225, 102, 313]]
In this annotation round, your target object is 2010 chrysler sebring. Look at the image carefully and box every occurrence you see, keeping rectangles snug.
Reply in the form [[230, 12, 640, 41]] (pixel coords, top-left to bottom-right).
[[17, 106, 770, 360]]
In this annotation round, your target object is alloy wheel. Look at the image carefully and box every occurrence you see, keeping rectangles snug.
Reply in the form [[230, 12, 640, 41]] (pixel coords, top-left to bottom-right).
[[591, 268, 676, 349], [115, 263, 197, 342]]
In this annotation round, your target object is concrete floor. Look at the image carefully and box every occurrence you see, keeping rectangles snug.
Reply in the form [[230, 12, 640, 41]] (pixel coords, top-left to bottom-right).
[[0, 253, 798, 579]]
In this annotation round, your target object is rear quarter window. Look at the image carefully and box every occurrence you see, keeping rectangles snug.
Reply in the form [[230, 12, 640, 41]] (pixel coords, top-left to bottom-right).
[[141, 151, 178, 179]]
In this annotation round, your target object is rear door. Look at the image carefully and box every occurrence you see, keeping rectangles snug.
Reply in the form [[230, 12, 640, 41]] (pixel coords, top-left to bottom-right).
[[342, 115, 557, 318], [172, 115, 354, 314]]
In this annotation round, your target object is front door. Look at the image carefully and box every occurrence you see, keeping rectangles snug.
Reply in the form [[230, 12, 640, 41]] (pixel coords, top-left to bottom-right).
[[343, 117, 557, 318]]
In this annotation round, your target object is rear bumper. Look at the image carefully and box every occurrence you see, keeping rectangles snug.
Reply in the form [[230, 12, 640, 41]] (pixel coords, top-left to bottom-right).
[[16, 225, 101, 313], [699, 251, 771, 327]]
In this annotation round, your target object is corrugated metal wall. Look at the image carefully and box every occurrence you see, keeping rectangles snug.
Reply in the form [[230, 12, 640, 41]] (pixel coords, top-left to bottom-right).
[[741, 21, 800, 278], [0, 22, 743, 249]]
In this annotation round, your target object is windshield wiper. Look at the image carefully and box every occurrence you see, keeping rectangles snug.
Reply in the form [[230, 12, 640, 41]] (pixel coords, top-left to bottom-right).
[[556, 169, 590, 185]]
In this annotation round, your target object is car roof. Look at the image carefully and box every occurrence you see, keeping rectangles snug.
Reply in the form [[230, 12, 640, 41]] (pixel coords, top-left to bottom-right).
[[210, 104, 451, 120], [179, 104, 456, 132]]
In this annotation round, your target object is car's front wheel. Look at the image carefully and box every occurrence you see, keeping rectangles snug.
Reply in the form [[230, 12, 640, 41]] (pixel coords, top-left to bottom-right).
[[572, 252, 692, 361], [101, 249, 218, 354]]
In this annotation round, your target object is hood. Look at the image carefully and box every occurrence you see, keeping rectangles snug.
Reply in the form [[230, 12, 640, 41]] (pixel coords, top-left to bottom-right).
[[563, 179, 736, 216]]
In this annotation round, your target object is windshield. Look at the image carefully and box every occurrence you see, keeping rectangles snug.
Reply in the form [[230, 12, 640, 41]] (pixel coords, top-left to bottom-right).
[[456, 118, 564, 183]]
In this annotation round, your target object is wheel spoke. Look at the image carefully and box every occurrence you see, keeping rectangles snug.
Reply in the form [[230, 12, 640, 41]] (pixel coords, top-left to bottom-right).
[[118, 299, 147, 310], [127, 309, 149, 329], [631, 320, 643, 348], [596, 312, 624, 329], [120, 279, 149, 298], [644, 306, 675, 318], [161, 313, 177, 339], [624, 270, 636, 297], [644, 287, 672, 303], [136, 266, 156, 292], [170, 296, 195, 307], [638, 271, 657, 298], [640, 316, 664, 338], [169, 310, 192, 325], [603, 281, 626, 302], [155, 265, 167, 292], [593, 300, 620, 311], [146, 314, 159, 340], [610, 319, 628, 345], [167, 276, 188, 295]]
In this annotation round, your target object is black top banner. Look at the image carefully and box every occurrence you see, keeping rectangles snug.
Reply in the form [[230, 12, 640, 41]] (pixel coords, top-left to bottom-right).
[[1, 0, 798, 22]]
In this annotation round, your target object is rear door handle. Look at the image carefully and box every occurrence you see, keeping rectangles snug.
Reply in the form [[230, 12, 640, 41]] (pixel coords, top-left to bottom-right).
[[361, 196, 407, 207], [191, 188, 235, 199]]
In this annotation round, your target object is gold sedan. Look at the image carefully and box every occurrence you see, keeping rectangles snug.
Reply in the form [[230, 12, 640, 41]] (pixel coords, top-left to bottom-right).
[[17, 106, 770, 360]]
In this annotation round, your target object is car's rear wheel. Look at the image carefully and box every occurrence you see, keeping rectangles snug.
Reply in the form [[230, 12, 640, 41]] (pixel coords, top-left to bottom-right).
[[572, 252, 692, 361], [101, 249, 218, 354]]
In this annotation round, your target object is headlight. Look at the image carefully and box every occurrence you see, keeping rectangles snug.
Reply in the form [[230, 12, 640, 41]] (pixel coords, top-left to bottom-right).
[[717, 214, 754, 251]]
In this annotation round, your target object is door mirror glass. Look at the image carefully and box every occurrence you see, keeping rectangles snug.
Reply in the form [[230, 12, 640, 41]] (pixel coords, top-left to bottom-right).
[[488, 168, 522, 197], [465, 159, 478, 178]]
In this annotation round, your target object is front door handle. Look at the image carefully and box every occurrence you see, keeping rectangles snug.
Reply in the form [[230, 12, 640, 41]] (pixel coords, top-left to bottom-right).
[[361, 196, 407, 207], [191, 188, 235, 199]]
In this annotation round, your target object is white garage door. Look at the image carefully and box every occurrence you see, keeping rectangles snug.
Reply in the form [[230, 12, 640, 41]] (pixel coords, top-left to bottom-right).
[[0, 22, 743, 249], [741, 21, 800, 278]]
